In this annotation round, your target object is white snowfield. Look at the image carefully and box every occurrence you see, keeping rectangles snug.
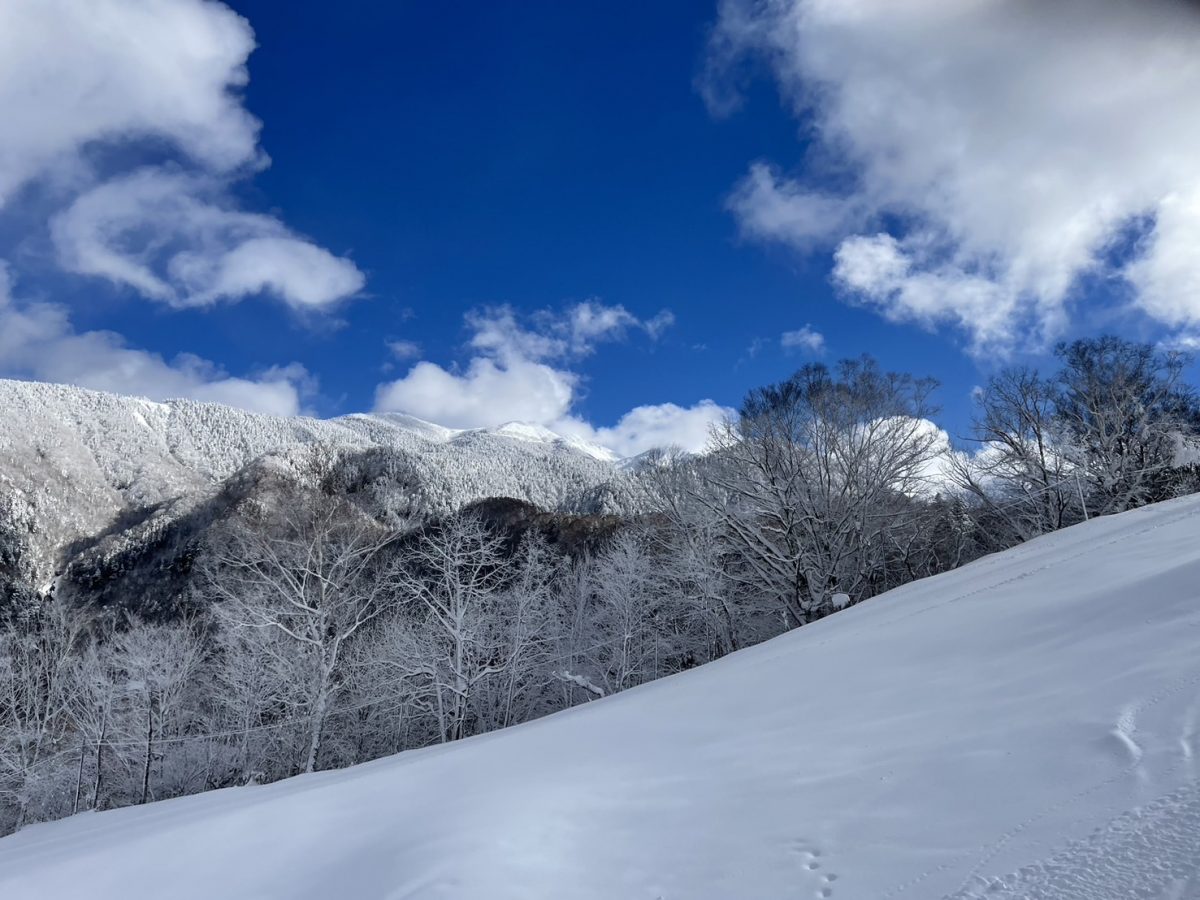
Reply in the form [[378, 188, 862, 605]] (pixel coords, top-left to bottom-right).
[[3, 497, 1200, 899]]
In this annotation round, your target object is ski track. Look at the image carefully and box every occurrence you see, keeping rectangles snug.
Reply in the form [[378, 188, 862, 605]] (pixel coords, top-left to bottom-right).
[[880, 503, 1200, 900], [943, 778, 1200, 899]]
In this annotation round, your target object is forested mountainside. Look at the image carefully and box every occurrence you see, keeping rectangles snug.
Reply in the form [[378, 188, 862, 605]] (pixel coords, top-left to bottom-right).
[[0, 379, 651, 609]]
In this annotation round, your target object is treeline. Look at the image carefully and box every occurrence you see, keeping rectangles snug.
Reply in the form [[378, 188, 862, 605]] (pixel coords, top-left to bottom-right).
[[2, 336, 1198, 834]]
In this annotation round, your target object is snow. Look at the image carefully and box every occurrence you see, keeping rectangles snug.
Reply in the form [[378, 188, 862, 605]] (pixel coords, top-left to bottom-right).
[[3, 496, 1200, 899], [0, 379, 648, 580]]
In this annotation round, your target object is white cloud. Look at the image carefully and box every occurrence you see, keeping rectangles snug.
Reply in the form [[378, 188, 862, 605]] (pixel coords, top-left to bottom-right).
[[375, 356, 577, 430], [562, 301, 640, 350], [385, 339, 422, 360], [478, 300, 675, 360], [376, 304, 635, 429], [729, 163, 860, 249], [643, 309, 676, 340], [51, 169, 364, 310], [374, 303, 720, 454], [0, 0, 363, 310], [559, 300, 674, 349], [0, 263, 309, 416], [833, 234, 1019, 351], [780, 324, 825, 354], [706, 0, 1200, 352], [558, 401, 731, 457], [0, 0, 260, 204], [467, 306, 569, 365], [1124, 189, 1200, 327]]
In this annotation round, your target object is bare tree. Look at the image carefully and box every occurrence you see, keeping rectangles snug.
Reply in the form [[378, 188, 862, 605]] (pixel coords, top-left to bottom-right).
[[0, 599, 90, 830], [201, 494, 402, 773], [393, 514, 513, 743], [701, 358, 941, 624], [1055, 337, 1199, 514], [951, 367, 1078, 542], [587, 529, 678, 691]]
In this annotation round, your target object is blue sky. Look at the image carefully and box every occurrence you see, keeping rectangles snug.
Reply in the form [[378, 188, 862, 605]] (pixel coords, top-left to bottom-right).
[[2, 1, 1200, 455]]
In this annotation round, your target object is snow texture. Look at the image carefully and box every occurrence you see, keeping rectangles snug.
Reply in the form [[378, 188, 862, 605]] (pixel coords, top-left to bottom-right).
[[0, 379, 645, 580], [2, 494, 1199, 898]]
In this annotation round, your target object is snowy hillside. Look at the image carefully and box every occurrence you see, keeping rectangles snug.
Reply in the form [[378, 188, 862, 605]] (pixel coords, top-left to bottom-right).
[[2, 495, 1198, 899], [0, 379, 645, 580]]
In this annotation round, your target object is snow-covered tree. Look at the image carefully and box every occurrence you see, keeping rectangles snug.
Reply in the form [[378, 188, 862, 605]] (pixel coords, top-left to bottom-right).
[[1055, 337, 1199, 514], [0, 599, 90, 830], [701, 358, 941, 625], [392, 515, 535, 742], [200, 494, 403, 773]]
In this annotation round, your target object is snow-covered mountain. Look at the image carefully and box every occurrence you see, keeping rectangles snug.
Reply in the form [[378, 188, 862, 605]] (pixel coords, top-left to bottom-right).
[[3, 495, 1198, 899], [0, 379, 648, 586]]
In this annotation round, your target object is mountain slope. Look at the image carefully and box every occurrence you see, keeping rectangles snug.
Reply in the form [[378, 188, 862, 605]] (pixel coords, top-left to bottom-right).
[[2, 496, 1199, 899], [0, 379, 647, 584]]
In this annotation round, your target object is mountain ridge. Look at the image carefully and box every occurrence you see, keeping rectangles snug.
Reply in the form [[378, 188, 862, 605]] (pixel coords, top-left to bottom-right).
[[0, 378, 649, 588]]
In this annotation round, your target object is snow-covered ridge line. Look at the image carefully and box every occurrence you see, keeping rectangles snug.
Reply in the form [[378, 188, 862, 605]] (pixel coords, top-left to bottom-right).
[[0, 378, 642, 579]]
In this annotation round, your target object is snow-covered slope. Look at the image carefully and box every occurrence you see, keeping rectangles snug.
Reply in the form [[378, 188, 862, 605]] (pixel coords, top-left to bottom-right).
[[3, 496, 1200, 899], [0, 379, 644, 579]]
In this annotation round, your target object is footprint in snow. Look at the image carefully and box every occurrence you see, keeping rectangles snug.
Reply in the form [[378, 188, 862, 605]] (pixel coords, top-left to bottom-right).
[[790, 840, 839, 898]]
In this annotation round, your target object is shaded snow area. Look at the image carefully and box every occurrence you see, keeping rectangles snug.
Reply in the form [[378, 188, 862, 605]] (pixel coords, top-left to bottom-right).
[[3, 497, 1200, 899]]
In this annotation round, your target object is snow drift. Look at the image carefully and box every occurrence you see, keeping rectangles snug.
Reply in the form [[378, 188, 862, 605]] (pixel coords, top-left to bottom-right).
[[2, 496, 1199, 899]]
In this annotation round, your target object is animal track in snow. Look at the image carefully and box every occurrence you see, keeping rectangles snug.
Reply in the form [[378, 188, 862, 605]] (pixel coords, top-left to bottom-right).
[[790, 840, 838, 898]]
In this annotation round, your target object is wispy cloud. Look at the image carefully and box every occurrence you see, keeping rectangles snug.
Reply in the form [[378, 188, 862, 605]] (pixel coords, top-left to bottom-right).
[[0, 0, 363, 312], [780, 324, 825, 354]]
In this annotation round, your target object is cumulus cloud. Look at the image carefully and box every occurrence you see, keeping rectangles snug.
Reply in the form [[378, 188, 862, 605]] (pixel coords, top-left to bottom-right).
[[705, 0, 1200, 353], [558, 401, 731, 458], [0, 263, 309, 416], [374, 303, 723, 455], [375, 356, 577, 430], [0, 0, 260, 202], [780, 324, 825, 354], [0, 0, 362, 310]]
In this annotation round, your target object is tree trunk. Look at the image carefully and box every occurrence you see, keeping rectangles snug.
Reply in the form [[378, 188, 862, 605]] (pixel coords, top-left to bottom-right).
[[92, 714, 107, 810], [73, 741, 86, 814], [140, 693, 154, 805], [304, 687, 328, 774]]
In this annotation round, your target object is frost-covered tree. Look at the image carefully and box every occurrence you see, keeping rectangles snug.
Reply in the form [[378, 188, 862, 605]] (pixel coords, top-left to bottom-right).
[[392, 515, 555, 742], [586, 529, 680, 691], [951, 367, 1080, 543], [0, 599, 90, 830], [702, 358, 941, 624], [106, 619, 206, 805], [200, 494, 403, 773], [954, 339, 1200, 544], [1054, 337, 1199, 514]]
